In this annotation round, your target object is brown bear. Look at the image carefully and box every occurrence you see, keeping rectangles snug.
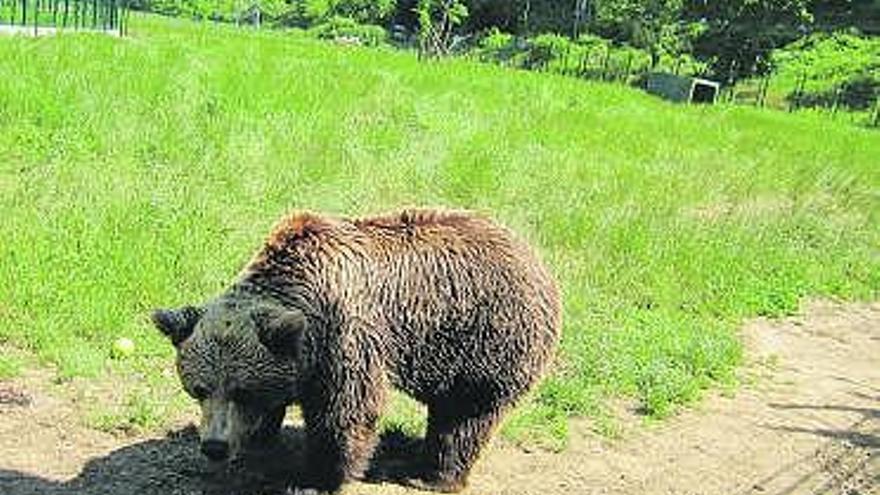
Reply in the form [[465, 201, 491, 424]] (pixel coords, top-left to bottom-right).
[[152, 209, 561, 493]]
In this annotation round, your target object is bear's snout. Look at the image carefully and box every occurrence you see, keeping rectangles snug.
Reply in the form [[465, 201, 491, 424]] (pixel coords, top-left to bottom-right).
[[201, 439, 230, 461]]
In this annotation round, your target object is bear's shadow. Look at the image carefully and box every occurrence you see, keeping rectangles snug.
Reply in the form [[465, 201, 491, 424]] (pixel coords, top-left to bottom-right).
[[0, 425, 424, 495]]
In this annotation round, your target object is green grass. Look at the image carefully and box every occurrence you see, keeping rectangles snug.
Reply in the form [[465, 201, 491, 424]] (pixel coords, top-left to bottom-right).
[[0, 352, 25, 379], [729, 78, 878, 128], [1, 14, 878, 446]]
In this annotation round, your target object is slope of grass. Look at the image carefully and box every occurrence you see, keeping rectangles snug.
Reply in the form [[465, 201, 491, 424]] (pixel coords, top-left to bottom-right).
[[1, 14, 878, 446]]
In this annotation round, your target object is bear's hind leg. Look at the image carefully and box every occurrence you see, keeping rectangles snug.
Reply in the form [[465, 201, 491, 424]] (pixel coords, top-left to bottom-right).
[[416, 404, 502, 493]]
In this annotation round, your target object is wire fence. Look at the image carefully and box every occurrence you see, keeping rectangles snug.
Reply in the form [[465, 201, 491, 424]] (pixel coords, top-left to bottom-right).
[[724, 73, 880, 128], [0, 0, 129, 34], [470, 44, 880, 129]]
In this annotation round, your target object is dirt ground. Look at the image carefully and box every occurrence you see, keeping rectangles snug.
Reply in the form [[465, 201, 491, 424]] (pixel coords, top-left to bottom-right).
[[1, 299, 877, 495]]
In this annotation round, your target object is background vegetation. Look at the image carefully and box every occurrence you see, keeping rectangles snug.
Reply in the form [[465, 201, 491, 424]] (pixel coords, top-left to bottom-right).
[[1, 15, 878, 446], [5, 0, 876, 116], [771, 32, 880, 109], [106, 0, 880, 117]]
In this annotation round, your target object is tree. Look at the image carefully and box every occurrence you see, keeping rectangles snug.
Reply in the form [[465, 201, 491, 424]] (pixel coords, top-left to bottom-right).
[[573, 0, 589, 39], [465, 0, 528, 32], [589, 0, 686, 68], [684, 0, 813, 79], [417, 0, 469, 57], [461, 0, 572, 34], [810, 0, 880, 34]]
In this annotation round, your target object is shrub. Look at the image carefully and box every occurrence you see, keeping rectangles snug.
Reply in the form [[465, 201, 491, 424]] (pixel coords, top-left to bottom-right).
[[306, 0, 395, 25], [309, 16, 388, 46], [656, 52, 709, 78], [524, 33, 572, 70], [330, 0, 395, 25], [568, 37, 653, 84], [144, 0, 289, 23], [474, 28, 518, 63]]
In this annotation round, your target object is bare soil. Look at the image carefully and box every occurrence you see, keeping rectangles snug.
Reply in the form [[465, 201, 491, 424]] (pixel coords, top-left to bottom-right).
[[1, 300, 877, 495]]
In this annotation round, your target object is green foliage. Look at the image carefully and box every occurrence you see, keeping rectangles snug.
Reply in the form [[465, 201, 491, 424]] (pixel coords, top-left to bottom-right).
[[772, 32, 880, 109], [127, 0, 878, 84], [0, 353, 24, 379], [475, 31, 662, 83], [685, 0, 813, 78], [417, 0, 469, 56], [148, 0, 226, 21], [465, 0, 699, 69], [524, 33, 571, 68], [0, 14, 878, 442], [589, 0, 688, 65], [330, 0, 395, 24], [466, 0, 572, 34], [285, 0, 395, 25], [147, 0, 288, 23], [656, 51, 709, 77], [476, 27, 514, 54], [811, 0, 880, 33], [300, 0, 332, 21], [309, 15, 388, 46]]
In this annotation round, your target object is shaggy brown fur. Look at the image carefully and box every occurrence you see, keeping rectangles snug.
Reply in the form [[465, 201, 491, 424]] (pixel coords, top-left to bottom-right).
[[153, 209, 561, 493]]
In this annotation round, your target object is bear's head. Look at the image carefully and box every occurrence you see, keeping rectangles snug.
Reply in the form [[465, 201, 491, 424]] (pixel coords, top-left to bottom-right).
[[151, 299, 306, 462]]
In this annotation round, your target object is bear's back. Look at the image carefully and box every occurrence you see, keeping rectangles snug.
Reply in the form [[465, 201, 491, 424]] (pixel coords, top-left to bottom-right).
[[245, 209, 560, 404]]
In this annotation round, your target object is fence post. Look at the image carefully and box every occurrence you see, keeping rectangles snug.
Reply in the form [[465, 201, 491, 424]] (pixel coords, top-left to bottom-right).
[[578, 51, 587, 78], [600, 49, 611, 81], [757, 77, 768, 107], [562, 45, 571, 76], [790, 72, 806, 113], [622, 53, 633, 83], [831, 87, 842, 115], [726, 67, 736, 104], [872, 97, 880, 128]]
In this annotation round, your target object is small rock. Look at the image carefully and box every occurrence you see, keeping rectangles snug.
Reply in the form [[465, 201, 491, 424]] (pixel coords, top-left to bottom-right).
[[0, 385, 32, 407]]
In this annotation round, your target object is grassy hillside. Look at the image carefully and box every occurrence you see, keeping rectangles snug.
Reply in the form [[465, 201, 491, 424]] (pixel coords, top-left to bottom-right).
[[1, 15, 878, 447]]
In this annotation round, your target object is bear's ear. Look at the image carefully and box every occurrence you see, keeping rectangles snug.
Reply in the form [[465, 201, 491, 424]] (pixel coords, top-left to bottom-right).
[[151, 306, 204, 347], [252, 305, 307, 357]]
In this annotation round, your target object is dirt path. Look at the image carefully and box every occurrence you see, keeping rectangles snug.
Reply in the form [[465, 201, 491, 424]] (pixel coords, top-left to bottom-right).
[[1, 300, 877, 495]]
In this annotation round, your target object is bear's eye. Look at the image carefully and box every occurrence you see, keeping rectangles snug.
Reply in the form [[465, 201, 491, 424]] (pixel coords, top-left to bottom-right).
[[190, 385, 211, 400]]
